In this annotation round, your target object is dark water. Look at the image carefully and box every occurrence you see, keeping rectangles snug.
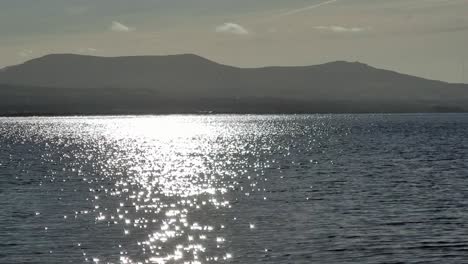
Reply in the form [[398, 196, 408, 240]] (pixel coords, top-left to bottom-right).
[[1, 114, 468, 264]]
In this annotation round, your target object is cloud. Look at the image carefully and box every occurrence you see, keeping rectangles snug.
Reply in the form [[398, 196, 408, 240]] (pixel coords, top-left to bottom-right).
[[314, 25, 369, 33], [279, 0, 339, 17], [18, 49, 33, 58], [110, 21, 135, 32], [215, 23, 249, 35]]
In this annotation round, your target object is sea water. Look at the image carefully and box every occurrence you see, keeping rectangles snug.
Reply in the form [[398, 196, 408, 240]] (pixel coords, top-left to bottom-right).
[[1, 114, 468, 263]]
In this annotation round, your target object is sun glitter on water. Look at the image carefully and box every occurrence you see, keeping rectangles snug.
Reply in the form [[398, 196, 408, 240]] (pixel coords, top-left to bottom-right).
[[77, 116, 242, 263]]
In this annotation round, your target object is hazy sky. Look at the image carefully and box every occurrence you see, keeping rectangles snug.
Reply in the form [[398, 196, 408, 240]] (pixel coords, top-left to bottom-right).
[[1, 0, 467, 82]]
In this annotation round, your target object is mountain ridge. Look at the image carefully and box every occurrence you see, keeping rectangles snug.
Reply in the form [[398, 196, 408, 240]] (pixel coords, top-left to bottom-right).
[[1, 53, 453, 86], [1, 53, 467, 115], [0, 54, 426, 79]]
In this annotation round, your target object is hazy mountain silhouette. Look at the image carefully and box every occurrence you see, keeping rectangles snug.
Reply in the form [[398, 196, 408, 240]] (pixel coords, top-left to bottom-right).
[[1, 53, 468, 115]]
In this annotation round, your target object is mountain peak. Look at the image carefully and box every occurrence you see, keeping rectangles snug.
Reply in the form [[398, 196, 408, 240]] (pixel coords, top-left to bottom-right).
[[21, 53, 100, 66], [29, 53, 211, 61], [15, 53, 222, 70]]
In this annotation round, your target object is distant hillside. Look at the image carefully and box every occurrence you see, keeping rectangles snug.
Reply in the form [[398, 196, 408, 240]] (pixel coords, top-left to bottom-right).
[[1, 54, 468, 115]]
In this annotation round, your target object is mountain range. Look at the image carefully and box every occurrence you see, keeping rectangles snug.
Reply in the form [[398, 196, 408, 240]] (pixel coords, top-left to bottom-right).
[[1, 53, 468, 115]]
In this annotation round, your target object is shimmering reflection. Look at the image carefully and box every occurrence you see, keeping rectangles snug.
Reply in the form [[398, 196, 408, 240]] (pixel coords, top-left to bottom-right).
[[2, 114, 468, 264], [0, 115, 287, 263], [70, 116, 243, 263]]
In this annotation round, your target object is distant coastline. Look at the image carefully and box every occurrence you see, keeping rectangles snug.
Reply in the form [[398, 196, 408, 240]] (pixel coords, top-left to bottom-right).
[[1, 54, 468, 115]]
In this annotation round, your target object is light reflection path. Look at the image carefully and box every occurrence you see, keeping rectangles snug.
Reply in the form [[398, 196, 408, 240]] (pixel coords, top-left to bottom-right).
[[31, 115, 279, 264], [81, 117, 241, 263], [3, 115, 313, 263]]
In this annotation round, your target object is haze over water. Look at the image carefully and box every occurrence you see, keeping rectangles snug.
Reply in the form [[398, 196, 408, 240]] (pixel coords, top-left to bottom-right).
[[1, 114, 468, 263]]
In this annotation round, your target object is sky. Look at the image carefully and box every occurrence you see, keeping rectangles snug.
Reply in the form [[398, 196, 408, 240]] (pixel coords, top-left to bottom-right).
[[0, 0, 467, 83]]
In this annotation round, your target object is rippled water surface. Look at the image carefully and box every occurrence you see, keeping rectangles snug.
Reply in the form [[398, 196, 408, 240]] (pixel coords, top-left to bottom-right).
[[1, 114, 468, 263]]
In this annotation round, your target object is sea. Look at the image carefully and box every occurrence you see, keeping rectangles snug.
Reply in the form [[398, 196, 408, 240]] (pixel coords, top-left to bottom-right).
[[1, 114, 468, 264]]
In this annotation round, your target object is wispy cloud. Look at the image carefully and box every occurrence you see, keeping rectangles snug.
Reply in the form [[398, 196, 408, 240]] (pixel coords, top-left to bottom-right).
[[279, 0, 339, 17], [215, 23, 249, 35], [314, 25, 369, 33], [110, 21, 135, 32]]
